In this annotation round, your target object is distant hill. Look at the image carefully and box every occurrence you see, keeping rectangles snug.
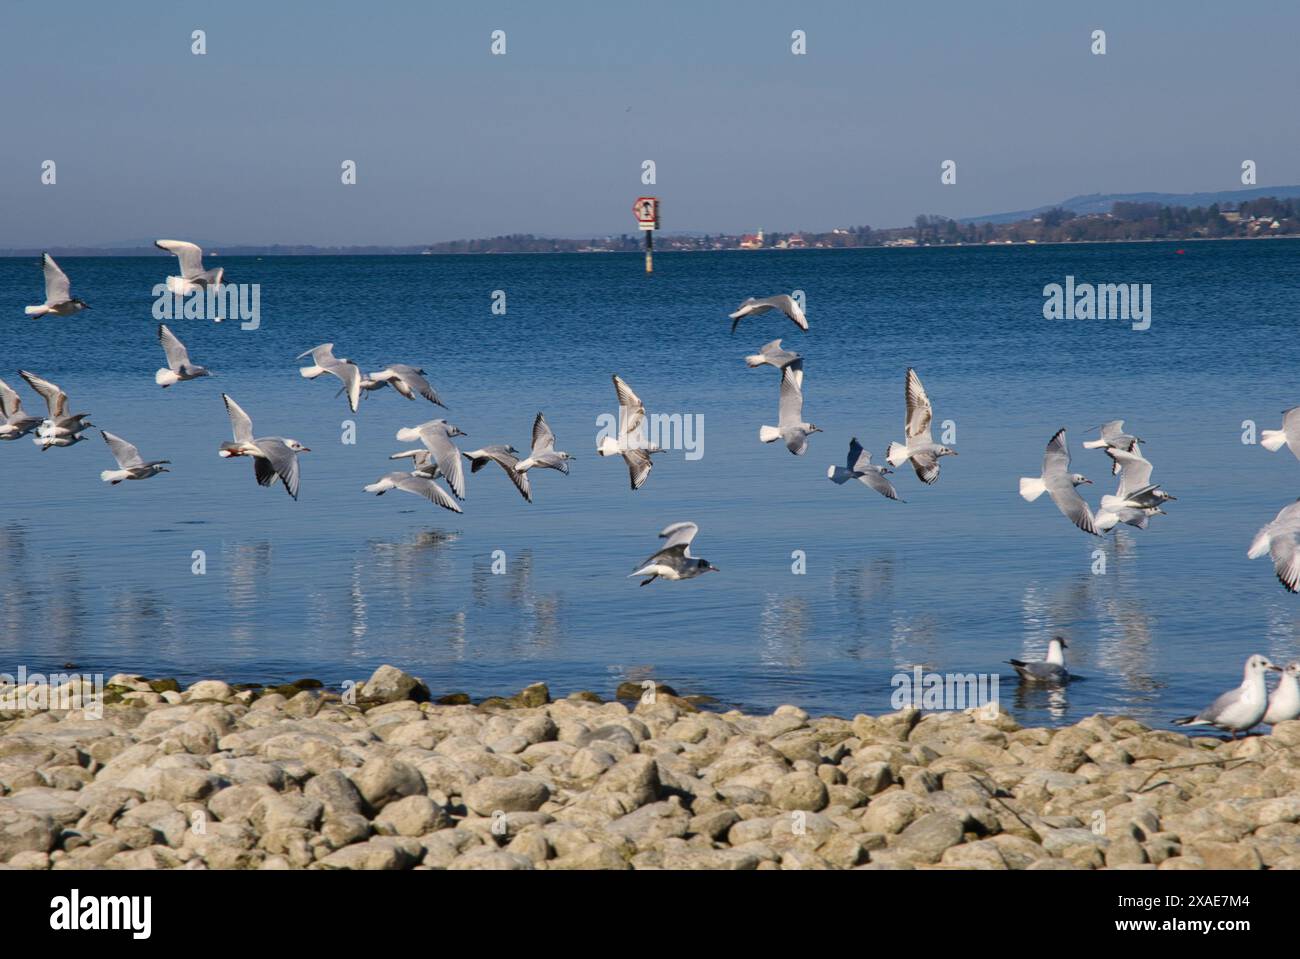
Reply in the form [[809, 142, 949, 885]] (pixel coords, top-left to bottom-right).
[[964, 185, 1300, 224]]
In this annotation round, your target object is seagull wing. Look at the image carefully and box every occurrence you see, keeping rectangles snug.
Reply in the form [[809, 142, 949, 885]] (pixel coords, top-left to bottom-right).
[[0, 377, 21, 417], [623, 448, 654, 490], [257, 438, 301, 500], [612, 374, 645, 437], [1046, 474, 1099, 535], [158, 324, 192, 372], [531, 412, 556, 454], [42, 253, 72, 303], [393, 473, 463, 513], [326, 360, 362, 413], [421, 427, 466, 499], [772, 294, 809, 330], [1271, 536, 1300, 593], [847, 437, 870, 472], [1107, 445, 1153, 499], [467, 447, 531, 503], [222, 393, 255, 444], [904, 368, 933, 443], [18, 370, 67, 419], [778, 371, 804, 427], [101, 431, 144, 469], [155, 240, 207, 279], [389, 365, 442, 405], [659, 521, 699, 552], [1283, 407, 1300, 460], [859, 470, 902, 501]]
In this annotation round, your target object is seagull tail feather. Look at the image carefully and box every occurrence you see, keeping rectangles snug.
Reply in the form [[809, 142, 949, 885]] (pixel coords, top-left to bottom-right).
[[759, 426, 781, 444], [1018, 477, 1047, 501], [1262, 430, 1288, 452]]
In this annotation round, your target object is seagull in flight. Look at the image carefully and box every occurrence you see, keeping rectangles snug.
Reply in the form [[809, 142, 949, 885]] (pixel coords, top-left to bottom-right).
[[1174, 654, 1280, 738], [364, 471, 462, 514], [218, 393, 311, 500], [155, 324, 213, 387], [1095, 446, 1174, 532], [99, 431, 170, 484], [25, 254, 90, 318], [19, 371, 93, 449], [1248, 499, 1300, 592], [1261, 407, 1300, 460], [1082, 420, 1143, 475], [395, 419, 468, 500], [357, 364, 446, 406], [760, 370, 821, 455], [1007, 636, 1070, 684], [155, 239, 224, 294], [729, 295, 808, 333], [886, 368, 956, 484], [630, 522, 718, 586], [516, 412, 574, 475], [1018, 429, 1097, 535], [828, 438, 901, 501], [744, 339, 804, 390], [0, 378, 44, 440], [463, 444, 532, 503], [598, 375, 660, 490], [298, 344, 362, 413]]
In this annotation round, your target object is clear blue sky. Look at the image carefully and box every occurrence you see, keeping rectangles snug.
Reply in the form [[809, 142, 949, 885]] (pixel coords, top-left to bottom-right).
[[2, 0, 1296, 247]]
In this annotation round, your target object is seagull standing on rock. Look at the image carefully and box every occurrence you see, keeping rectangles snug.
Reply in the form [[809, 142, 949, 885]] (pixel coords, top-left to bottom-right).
[[887, 368, 956, 484], [1173, 654, 1280, 738], [1264, 662, 1300, 726], [25, 253, 90, 318], [1007, 636, 1070, 684]]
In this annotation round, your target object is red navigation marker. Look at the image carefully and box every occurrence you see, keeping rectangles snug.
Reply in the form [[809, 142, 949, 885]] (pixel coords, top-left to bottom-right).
[[633, 196, 659, 230]]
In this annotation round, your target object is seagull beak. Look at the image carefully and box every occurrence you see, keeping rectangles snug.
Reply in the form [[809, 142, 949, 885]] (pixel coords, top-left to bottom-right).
[[301, 447, 312, 453], [1268, 664, 1284, 672]]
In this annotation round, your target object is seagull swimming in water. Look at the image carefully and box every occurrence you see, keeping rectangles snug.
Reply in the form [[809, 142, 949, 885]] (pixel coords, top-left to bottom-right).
[[1264, 662, 1300, 726], [218, 393, 311, 500], [395, 419, 468, 500], [363, 471, 462, 514], [297, 344, 362, 414], [1173, 654, 1280, 738], [99, 431, 170, 484], [1261, 408, 1300, 461], [1248, 499, 1300, 592], [357, 364, 446, 407], [0, 377, 43, 440], [155, 239, 224, 295], [1007, 636, 1070, 684], [516, 412, 574, 475], [598, 375, 661, 490], [886, 368, 956, 484], [729, 295, 808, 334], [630, 522, 718, 586], [744, 339, 804, 390], [19, 371, 93, 449], [827, 438, 901, 501], [1019, 429, 1097, 535], [155, 324, 212, 387], [25, 253, 89, 318], [760, 369, 821, 455]]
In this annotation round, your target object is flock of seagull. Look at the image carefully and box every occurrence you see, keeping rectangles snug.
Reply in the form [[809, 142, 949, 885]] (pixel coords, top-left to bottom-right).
[[11, 249, 1300, 734]]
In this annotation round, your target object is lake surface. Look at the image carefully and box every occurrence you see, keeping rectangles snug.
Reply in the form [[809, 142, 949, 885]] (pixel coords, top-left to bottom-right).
[[2, 240, 1299, 728]]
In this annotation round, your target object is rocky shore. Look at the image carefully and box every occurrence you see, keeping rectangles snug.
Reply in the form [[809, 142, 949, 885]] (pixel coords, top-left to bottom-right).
[[1, 665, 1298, 870]]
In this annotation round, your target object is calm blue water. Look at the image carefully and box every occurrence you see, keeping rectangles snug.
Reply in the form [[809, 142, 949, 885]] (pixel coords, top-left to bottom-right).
[[3, 241, 1300, 728]]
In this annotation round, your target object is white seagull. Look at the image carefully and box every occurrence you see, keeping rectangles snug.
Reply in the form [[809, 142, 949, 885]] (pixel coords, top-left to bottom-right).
[[1095, 446, 1174, 532], [25, 253, 90, 318], [364, 471, 462, 514], [1261, 407, 1300, 461], [463, 444, 532, 503], [1018, 429, 1097, 535], [1264, 662, 1300, 726], [155, 324, 212, 387], [358, 364, 446, 406], [155, 239, 224, 294], [297, 344, 362, 413], [394, 419, 468, 500], [1248, 500, 1300, 592], [744, 339, 804, 389], [886, 368, 957, 484], [516, 412, 574, 474], [827, 438, 901, 501], [99, 431, 170, 484], [1173, 654, 1280, 738], [1007, 636, 1070, 684], [630, 522, 719, 586], [760, 370, 821, 455], [218, 394, 311, 500], [598, 375, 660, 491], [729, 295, 808, 334], [1082, 420, 1143, 475], [0, 378, 43, 440], [19, 371, 93, 449]]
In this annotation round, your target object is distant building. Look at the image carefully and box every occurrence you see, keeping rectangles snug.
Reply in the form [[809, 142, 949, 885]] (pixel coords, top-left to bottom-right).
[[739, 229, 764, 249]]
